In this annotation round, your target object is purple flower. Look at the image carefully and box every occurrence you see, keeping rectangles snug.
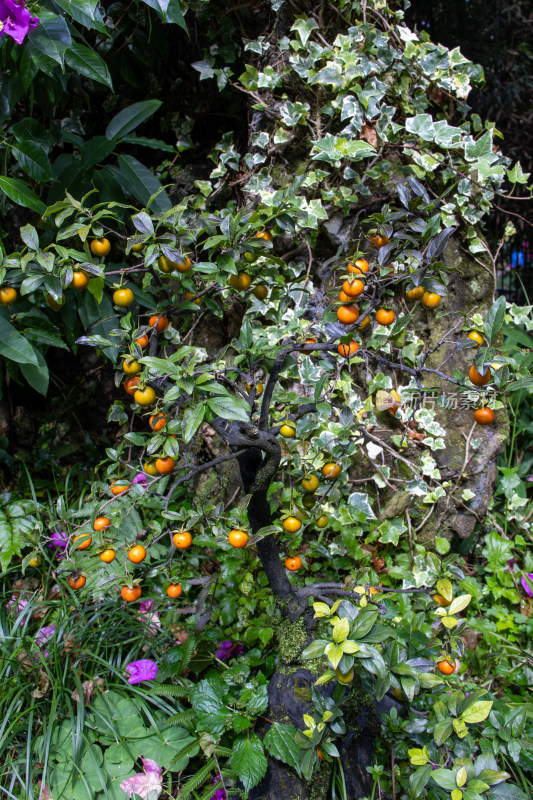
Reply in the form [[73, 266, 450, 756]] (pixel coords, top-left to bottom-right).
[[48, 532, 69, 550], [120, 758, 163, 799], [521, 573, 533, 597], [210, 776, 227, 800], [126, 659, 158, 684], [0, 0, 39, 45], [215, 640, 244, 661], [132, 473, 148, 485]]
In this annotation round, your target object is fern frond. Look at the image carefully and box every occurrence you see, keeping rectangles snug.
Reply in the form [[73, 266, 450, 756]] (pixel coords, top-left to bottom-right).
[[165, 709, 197, 731], [179, 634, 197, 673], [214, 746, 233, 758], [176, 759, 215, 799], [169, 737, 201, 769], [149, 684, 191, 698]]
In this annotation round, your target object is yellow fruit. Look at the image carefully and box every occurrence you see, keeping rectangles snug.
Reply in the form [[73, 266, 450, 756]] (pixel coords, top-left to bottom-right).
[[230, 272, 252, 291], [280, 423, 296, 438], [302, 474, 319, 492]]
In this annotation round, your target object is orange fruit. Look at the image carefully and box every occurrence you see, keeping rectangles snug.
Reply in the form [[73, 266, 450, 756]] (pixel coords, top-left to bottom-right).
[[111, 480, 131, 495], [167, 584, 183, 598], [406, 286, 424, 301], [173, 531, 193, 549], [285, 556, 302, 571], [73, 534, 92, 550], [124, 377, 140, 395], [68, 575, 86, 590], [155, 456, 175, 474], [128, 544, 147, 564], [376, 308, 395, 326], [342, 279, 364, 298], [469, 365, 491, 386], [93, 517, 111, 531], [337, 305, 359, 325], [437, 659, 456, 675], [228, 529, 248, 548], [421, 292, 441, 309], [0, 286, 17, 306], [121, 585, 141, 602], [322, 462, 341, 480], [99, 549, 116, 563], [347, 258, 369, 274], [149, 414, 167, 432], [474, 407, 495, 425], [90, 238, 111, 256], [149, 314, 168, 333], [71, 270, 89, 290], [337, 340, 360, 358]]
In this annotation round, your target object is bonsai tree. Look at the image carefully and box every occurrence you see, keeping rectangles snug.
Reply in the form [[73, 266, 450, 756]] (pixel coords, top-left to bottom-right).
[[1, 1, 531, 798]]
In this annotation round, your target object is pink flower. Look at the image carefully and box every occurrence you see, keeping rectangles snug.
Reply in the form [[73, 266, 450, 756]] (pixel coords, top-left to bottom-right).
[[0, 0, 39, 45], [36, 624, 56, 648], [125, 659, 158, 684], [132, 473, 148, 485], [48, 532, 69, 549], [137, 599, 161, 637], [120, 758, 163, 799], [6, 595, 28, 613]]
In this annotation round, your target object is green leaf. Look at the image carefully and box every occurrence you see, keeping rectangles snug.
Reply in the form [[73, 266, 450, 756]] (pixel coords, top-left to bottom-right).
[[183, 405, 205, 443], [208, 396, 250, 423], [30, 16, 71, 67], [189, 680, 228, 735], [106, 100, 162, 140], [291, 17, 319, 46], [0, 500, 38, 571], [116, 155, 172, 213], [82, 136, 116, 170], [20, 348, 49, 395], [432, 768, 460, 790], [350, 607, 379, 639], [12, 141, 52, 181], [433, 719, 454, 745], [483, 296, 506, 346], [0, 176, 46, 213], [462, 701, 493, 724], [506, 162, 530, 184], [65, 43, 113, 89], [0, 317, 39, 366], [409, 764, 432, 798], [230, 733, 268, 793], [264, 723, 302, 777], [301, 640, 329, 660], [451, 790, 463, 800], [53, 0, 107, 32]]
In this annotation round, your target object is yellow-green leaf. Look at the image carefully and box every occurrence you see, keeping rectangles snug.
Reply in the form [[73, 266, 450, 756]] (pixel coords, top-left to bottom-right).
[[332, 616, 349, 643], [453, 718, 468, 738], [353, 585, 365, 595], [325, 643, 345, 669], [342, 640, 360, 654], [448, 594, 472, 615], [436, 578, 453, 601], [314, 671, 335, 686], [451, 790, 463, 800], [461, 700, 493, 724], [313, 602, 332, 618], [440, 615, 458, 628], [408, 748, 429, 766], [456, 767, 467, 788], [303, 714, 315, 730], [322, 711, 333, 722]]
